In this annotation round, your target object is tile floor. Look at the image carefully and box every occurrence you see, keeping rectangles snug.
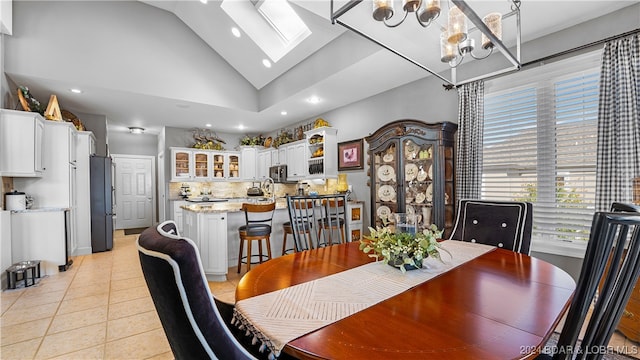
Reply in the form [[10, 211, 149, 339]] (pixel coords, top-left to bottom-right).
[[1, 230, 638, 359]]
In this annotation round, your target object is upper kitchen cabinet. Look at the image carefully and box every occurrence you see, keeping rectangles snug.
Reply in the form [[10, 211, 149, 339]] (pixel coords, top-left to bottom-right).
[[0, 109, 45, 177], [212, 151, 240, 181], [256, 148, 273, 180], [285, 140, 307, 181], [171, 148, 192, 181], [366, 120, 457, 238], [305, 127, 337, 180], [240, 146, 258, 181]]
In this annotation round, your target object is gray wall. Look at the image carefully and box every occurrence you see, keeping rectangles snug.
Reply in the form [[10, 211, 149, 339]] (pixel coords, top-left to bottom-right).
[[109, 132, 157, 157]]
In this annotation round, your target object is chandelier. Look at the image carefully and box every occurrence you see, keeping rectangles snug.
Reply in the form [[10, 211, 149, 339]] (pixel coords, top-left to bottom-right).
[[331, 0, 522, 86]]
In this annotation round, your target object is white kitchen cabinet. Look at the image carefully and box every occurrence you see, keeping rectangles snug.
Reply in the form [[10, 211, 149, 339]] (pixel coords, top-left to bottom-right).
[[0, 109, 45, 177], [11, 210, 68, 276], [172, 200, 188, 233], [256, 149, 272, 179], [74, 131, 96, 255], [192, 151, 211, 180], [305, 127, 338, 180], [277, 147, 287, 165], [182, 209, 228, 281], [171, 148, 193, 181], [0, 211, 11, 289], [212, 151, 240, 181], [240, 146, 258, 180], [270, 149, 279, 166], [286, 140, 307, 181]]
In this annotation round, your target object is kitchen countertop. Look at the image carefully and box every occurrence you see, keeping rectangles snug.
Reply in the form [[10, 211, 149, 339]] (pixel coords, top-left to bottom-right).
[[181, 199, 288, 213], [10, 207, 71, 213]]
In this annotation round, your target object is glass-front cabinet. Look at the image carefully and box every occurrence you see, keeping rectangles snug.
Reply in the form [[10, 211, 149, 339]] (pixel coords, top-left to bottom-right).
[[366, 120, 457, 237], [171, 147, 241, 182], [172, 148, 192, 181]]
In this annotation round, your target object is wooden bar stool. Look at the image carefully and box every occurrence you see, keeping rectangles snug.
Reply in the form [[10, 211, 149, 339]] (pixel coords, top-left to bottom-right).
[[237, 202, 276, 273]]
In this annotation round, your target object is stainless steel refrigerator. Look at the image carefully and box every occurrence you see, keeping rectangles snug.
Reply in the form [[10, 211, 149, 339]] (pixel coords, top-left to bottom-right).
[[90, 155, 114, 252]]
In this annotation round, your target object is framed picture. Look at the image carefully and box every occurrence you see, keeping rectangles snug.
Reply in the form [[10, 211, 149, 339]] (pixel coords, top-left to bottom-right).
[[338, 138, 364, 171]]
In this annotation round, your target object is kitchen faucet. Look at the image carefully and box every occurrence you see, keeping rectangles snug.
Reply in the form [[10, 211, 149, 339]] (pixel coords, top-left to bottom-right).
[[261, 177, 275, 201]]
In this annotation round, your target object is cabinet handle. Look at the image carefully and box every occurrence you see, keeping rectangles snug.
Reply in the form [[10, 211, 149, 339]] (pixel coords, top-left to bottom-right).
[[623, 310, 634, 319]]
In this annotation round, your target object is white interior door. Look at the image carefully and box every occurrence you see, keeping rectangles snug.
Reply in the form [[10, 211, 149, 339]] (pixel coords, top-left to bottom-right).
[[113, 155, 155, 229]]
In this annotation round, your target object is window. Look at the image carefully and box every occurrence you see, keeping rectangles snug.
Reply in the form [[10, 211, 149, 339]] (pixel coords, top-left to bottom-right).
[[482, 51, 601, 257]]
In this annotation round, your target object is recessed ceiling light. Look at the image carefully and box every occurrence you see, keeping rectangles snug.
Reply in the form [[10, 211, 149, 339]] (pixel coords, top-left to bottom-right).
[[200, 0, 208, 4], [238, 124, 246, 130], [69, 88, 82, 94], [231, 27, 241, 38], [205, 123, 212, 127], [262, 59, 272, 68], [307, 96, 321, 104], [176, 104, 189, 109], [281, 111, 287, 116]]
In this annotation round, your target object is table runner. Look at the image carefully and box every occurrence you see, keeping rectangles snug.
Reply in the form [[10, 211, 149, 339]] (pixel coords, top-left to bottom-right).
[[232, 240, 495, 358]]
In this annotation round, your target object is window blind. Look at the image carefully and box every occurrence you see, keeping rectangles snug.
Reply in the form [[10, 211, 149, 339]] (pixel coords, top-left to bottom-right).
[[483, 51, 601, 250]]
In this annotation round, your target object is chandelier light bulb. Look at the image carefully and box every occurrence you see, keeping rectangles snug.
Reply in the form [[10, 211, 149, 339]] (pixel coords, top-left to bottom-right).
[[447, 6, 467, 44], [482, 12, 502, 49], [417, 0, 441, 23], [372, 0, 393, 21], [440, 30, 457, 63]]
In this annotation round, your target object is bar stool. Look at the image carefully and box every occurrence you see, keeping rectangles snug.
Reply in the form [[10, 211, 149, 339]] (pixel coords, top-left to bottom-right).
[[237, 202, 276, 273], [281, 222, 296, 255]]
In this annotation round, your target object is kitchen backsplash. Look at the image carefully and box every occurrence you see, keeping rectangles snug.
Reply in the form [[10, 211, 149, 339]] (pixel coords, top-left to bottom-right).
[[1, 177, 14, 210], [168, 180, 338, 200]]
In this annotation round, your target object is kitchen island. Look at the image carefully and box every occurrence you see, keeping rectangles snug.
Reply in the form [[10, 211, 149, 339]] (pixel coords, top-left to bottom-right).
[[180, 199, 289, 281], [180, 197, 364, 281]]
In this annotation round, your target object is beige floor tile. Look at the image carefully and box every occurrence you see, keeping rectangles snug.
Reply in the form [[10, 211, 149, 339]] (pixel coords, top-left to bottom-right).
[[12, 290, 66, 309], [64, 283, 109, 300], [0, 338, 41, 359], [109, 285, 149, 304], [208, 280, 237, 294], [145, 351, 174, 360], [216, 291, 236, 304], [35, 322, 106, 359], [47, 344, 105, 360], [107, 297, 155, 321], [110, 269, 143, 281], [0, 291, 23, 315], [104, 328, 170, 360], [0, 317, 51, 346], [110, 276, 146, 292], [57, 293, 109, 315], [106, 310, 161, 342], [48, 306, 108, 334], [0, 302, 59, 327]]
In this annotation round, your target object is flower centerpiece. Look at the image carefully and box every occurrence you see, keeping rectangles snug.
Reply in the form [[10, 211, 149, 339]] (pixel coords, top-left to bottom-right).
[[359, 224, 450, 273]]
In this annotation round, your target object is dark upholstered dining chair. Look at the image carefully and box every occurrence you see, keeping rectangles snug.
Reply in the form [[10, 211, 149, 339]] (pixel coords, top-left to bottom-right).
[[449, 199, 533, 255], [536, 210, 640, 360], [137, 220, 262, 360]]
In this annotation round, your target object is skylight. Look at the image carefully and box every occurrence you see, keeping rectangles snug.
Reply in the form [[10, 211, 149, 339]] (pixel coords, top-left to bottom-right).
[[221, 0, 312, 63], [254, 0, 309, 45]]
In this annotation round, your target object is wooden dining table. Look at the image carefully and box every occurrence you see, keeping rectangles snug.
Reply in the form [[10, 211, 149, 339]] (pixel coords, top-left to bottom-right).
[[235, 241, 576, 360]]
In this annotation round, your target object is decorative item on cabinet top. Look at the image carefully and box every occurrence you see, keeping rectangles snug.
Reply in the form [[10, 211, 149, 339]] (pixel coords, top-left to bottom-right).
[[192, 128, 225, 150]]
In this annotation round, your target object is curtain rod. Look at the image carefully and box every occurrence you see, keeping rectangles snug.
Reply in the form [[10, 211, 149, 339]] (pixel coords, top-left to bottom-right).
[[449, 29, 639, 89]]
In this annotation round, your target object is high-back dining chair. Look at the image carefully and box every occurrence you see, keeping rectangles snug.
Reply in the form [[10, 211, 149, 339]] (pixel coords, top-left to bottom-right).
[[611, 201, 640, 213], [316, 198, 347, 247], [286, 194, 348, 251], [137, 221, 260, 360], [449, 199, 533, 255], [537, 210, 640, 360]]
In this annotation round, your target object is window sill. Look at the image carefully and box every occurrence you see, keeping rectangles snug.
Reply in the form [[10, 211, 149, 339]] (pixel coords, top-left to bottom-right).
[[531, 238, 587, 258]]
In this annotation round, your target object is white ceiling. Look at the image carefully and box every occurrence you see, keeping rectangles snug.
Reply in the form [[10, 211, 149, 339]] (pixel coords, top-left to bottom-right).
[[3, 0, 636, 136]]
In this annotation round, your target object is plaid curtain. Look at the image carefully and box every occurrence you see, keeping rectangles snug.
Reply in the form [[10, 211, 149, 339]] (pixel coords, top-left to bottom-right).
[[456, 81, 484, 200], [596, 33, 640, 211]]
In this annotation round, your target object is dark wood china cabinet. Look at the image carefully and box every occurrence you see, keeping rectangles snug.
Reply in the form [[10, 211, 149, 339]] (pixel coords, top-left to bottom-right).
[[366, 120, 457, 237]]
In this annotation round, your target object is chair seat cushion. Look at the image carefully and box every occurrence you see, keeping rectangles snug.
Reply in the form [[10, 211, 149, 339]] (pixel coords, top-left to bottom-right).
[[239, 224, 272, 237], [318, 217, 345, 227]]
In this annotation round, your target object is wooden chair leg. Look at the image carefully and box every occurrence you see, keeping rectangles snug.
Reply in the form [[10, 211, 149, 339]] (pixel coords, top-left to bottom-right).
[[237, 237, 244, 273], [340, 224, 346, 243], [258, 240, 263, 264], [265, 236, 272, 260], [246, 238, 252, 272]]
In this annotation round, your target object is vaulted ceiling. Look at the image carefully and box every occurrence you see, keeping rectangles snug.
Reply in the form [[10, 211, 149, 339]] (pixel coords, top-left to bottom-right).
[[3, 0, 636, 135]]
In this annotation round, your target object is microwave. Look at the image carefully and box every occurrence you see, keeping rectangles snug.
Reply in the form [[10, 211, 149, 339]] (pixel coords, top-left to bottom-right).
[[269, 165, 289, 183]]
